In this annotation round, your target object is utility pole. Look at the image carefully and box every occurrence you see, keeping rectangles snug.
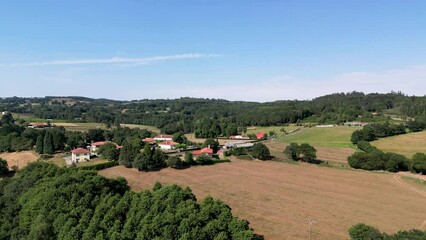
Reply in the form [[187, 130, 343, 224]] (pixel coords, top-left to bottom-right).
[[306, 217, 316, 240]]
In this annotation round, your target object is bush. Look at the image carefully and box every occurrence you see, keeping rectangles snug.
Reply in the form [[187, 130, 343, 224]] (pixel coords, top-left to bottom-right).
[[196, 155, 214, 165], [250, 143, 271, 160], [79, 161, 118, 170], [412, 153, 426, 175], [348, 223, 384, 240], [0, 158, 8, 176], [39, 154, 54, 160], [166, 156, 186, 169]]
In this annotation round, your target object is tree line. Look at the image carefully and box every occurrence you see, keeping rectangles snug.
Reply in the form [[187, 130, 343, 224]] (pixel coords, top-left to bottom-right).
[[348, 141, 426, 174], [349, 223, 426, 240], [2, 91, 426, 135], [0, 162, 261, 239]]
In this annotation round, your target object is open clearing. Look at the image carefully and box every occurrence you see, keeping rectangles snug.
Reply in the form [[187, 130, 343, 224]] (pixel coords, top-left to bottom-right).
[[278, 126, 359, 148], [371, 131, 426, 157], [0, 151, 39, 170], [100, 160, 426, 240]]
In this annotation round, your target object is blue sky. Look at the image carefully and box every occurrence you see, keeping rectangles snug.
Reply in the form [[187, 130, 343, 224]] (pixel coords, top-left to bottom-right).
[[1, 0, 425, 101]]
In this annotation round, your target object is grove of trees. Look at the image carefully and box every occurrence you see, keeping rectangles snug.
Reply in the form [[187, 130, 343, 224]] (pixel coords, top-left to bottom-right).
[[284, 143, 317, 162], [0, 162, 261, 239], [349, 223, 426, 240]]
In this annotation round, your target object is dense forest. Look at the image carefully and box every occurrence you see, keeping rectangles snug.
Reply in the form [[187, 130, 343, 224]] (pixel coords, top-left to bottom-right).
[[0, 162, 260, 240], [1, 92, 426, 135]]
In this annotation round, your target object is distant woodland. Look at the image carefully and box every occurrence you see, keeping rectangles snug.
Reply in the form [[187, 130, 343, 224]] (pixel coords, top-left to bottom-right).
[[1, 92, 425, 136]]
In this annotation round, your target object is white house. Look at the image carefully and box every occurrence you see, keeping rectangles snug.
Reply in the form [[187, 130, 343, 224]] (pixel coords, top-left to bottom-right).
[[71, 148, 90, 163], [158, 140, 179, 150], [154, 134, 173, 141]]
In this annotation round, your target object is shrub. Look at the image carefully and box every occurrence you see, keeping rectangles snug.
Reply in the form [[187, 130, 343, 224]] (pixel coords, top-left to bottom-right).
[[348, 223, 383, 240], [166, 156, 186, 169]]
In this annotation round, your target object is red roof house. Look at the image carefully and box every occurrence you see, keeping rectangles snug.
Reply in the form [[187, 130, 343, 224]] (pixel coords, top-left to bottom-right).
[[256, 132, 266, 140], [193, 147, 214, 157], [158, 140, 179, 150]]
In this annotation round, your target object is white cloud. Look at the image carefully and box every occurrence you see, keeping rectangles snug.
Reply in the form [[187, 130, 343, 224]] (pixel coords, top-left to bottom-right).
[[2, 53, 220, 67], [131, 64, 426, 102]]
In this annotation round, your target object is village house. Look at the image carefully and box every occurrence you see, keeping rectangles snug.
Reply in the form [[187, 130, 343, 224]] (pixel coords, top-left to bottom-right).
[[90, 141, 122, 155], [193, 147, 214, 157], [71, 148, 90, 163], [158, 140, 179, 150], [256, 132, 266, 140], [154, 134, 173, 141], [142, 137, 156, 145]]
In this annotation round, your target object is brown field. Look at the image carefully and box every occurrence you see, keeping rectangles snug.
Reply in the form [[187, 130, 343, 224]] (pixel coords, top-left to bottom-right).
[[265, 141, 356, 164], [371, 131, 426, 158], [100, 161, 426, 240], [0, 151, 39, 170]]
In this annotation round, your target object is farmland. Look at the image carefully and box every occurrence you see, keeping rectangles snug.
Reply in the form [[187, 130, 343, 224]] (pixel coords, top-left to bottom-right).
[[278, 126, 360, 148], [100, 159, 426, 240], [0, 151, 39, 170], [371, 131, 426, 158]]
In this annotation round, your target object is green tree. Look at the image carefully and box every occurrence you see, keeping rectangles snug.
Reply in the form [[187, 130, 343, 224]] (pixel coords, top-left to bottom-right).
[[203, 139, 219, 153], [348, 223, 384, 240], [184, 152, 195, 165], [412, 153, 426, 175], [35, 133, 44, 154], [299, 143, 317, 162], [97, 142, 120, 161], [43, 132, 55, 154], [166, 156, 185, 169], [250, 143, 271, 160], [118, 141, 138, 168], [172, 132, 187, 144], [283, 143, 300, 160], [0, 158, 8, 176]]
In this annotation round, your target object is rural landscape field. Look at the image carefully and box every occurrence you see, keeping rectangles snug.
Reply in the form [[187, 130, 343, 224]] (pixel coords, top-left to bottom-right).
[[100, 159, 426, 240], [2, 1, 426, 239]]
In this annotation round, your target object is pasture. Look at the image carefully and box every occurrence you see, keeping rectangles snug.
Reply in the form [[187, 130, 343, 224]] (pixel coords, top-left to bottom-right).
[[0, 151, 39, 170], [100, 160, 426, 240], [278, 126, 359, 148], [371, 131, 426, 158], [246, 125, 302, 136]]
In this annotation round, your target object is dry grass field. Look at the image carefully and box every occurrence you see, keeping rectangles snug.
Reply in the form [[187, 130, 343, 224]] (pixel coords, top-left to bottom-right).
[[371, 131, 426, 157], [0, 151, 39, 170], [265, 140, 356, 164], [100, 160, 426, 240]]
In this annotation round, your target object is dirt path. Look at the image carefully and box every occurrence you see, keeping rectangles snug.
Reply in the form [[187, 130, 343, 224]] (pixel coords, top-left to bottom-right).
[[393, 175, 426, 198]]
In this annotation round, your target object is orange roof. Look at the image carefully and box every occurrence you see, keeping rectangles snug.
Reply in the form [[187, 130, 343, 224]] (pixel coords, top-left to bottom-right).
[[92, 141, 106, 146], [158, 140, 179, 146], [116, 145, 123, 149], [193, 147, 214, 155], [143, 138, 155, 142], [72, 148, 90, 154]]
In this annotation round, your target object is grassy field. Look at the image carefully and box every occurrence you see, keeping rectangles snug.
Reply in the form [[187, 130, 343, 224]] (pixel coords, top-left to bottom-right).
[[246, 125, 302, 136], [0, 151, 39, 170], [278, 126, 360, 148], [371, 131, 426, 158], [100, 160, 426, 240], [120, 124, 160, 133]]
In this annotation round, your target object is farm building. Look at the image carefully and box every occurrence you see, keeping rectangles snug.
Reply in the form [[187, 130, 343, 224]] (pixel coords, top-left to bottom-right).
[[229, 135, 250, 140], [154, 134, 173, 141], [71, 148, 90, 163], [344, 121, 369, 127], [224, 141, 254, 149], [158, 140, 179, 150]]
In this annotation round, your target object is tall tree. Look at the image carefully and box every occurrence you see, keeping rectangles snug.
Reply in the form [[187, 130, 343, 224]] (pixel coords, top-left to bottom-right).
[[35, 134, 44, 154], [118, 141, 137, 168], [0, 158, 8, 176], [43, 132, 54, 154]]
